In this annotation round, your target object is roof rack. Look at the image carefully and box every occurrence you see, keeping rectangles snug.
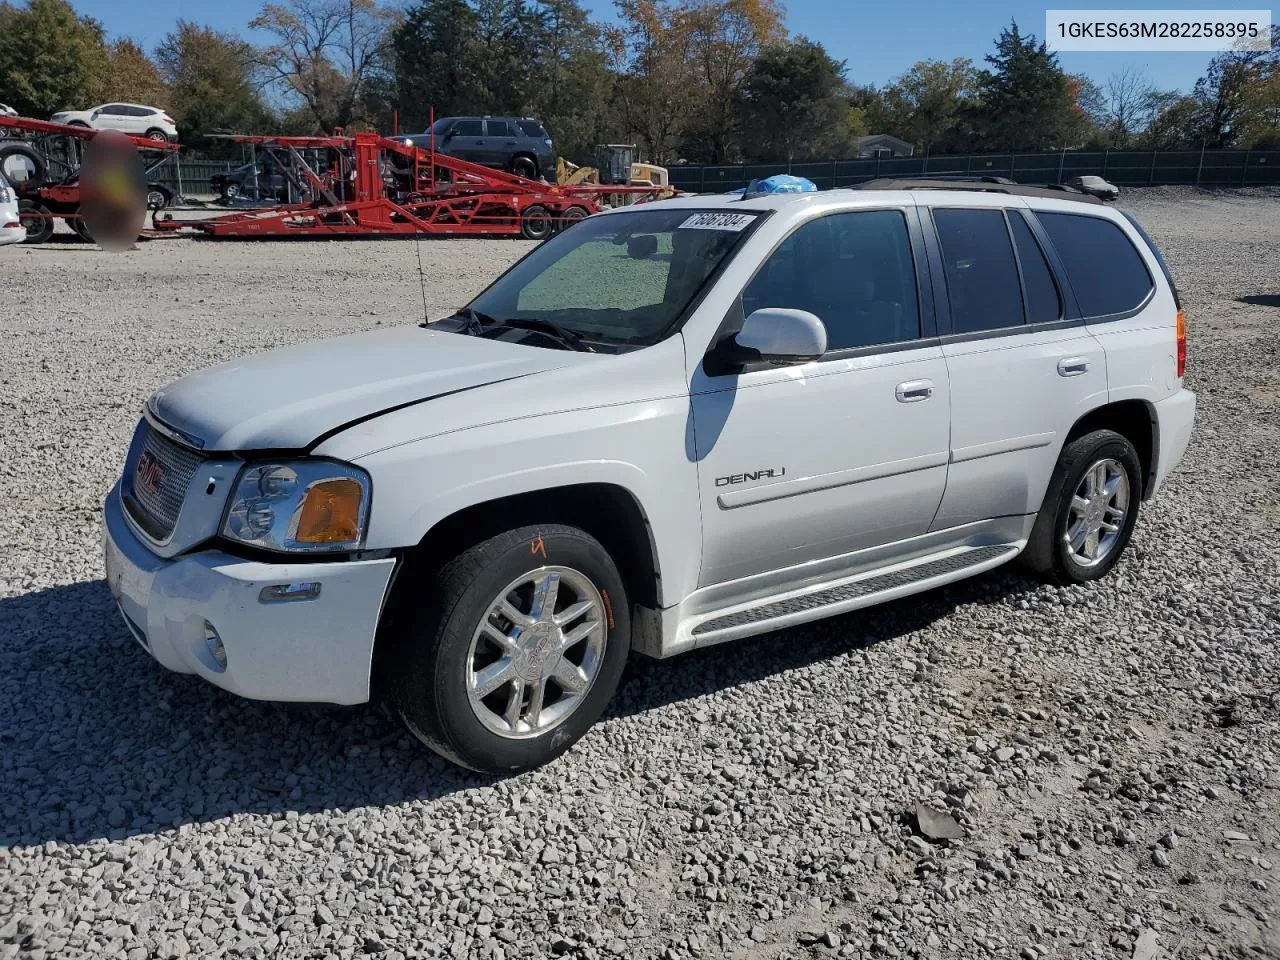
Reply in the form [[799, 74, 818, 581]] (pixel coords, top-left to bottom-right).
[[853, 176, 1105, 204]]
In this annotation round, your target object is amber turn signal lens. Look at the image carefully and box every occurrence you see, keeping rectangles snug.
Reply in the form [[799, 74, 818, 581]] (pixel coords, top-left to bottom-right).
[[294, 478, 363, 544]]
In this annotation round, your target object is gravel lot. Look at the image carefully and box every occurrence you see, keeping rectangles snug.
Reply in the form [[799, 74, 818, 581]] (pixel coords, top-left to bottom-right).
[[2, 188, 1278, 960]]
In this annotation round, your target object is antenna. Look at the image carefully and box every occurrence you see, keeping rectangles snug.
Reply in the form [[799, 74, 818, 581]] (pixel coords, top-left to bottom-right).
[[414, 105, 434, 327]]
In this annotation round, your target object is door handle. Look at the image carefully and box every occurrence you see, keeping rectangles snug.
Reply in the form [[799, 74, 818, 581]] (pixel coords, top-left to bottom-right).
[[1057, 357, 1090, 377], [896, 379, 934, 402]]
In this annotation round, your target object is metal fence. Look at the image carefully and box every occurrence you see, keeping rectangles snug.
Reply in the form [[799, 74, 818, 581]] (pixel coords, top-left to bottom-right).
[[153, 158, 243, 197], [666, 149, 1280, 193]]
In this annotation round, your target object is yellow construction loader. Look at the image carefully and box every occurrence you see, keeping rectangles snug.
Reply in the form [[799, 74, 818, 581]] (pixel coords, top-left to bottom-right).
[[556, 145, 674, 201]]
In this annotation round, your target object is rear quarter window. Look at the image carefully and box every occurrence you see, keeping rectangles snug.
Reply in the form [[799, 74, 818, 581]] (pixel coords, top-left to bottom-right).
[[1035, 211, 1154, 318], [518, 120, 548, 138]]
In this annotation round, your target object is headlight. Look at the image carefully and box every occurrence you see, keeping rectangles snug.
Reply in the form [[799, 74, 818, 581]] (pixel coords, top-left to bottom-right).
[[221, 460, 371, 553]]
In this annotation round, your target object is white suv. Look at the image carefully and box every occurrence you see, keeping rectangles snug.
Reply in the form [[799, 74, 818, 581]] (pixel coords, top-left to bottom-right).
[[51, 103, 177, 141], [103, 182, 1195, 773]]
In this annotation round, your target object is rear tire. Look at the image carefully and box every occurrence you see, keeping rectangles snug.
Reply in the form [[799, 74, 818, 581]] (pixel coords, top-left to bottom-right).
[[1020, 429, 1142, 585], [558, 205, 589, 230], [387, 524, 630, 774], [511, 155, 537, 180], [17, 200, 53, 243], [144, 128, 169, 142], [520, 204, 553, 241]]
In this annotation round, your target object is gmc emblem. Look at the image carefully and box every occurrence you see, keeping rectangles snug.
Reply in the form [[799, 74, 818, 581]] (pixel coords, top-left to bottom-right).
[[136, 451, 165, 496]]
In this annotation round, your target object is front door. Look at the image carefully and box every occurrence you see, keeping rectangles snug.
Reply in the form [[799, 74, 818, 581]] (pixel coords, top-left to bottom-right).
[[445, 119, 486, 164], [690, 208, 952, 588]]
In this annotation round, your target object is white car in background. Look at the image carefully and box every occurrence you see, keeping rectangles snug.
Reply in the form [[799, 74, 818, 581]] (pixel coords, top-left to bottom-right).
[[0, 103, 17, 118], [0, 171, 25, 245], [50, 103, 177, 141]]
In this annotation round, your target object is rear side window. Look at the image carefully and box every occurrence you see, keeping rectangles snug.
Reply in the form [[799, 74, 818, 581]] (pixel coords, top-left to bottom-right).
[[1036, 212, 1154, 318], [1121, 212, 1180, 308], [486, 119, 512, 136], [453, 119, 484, 136], [932, 208, 1024, 333], [1010, 212, 1062, 324], [742, 210, 921, 350], [518, 120, 548, 138]]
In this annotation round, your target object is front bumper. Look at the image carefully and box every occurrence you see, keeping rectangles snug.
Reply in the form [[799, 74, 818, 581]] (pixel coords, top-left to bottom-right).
[[103, 485, 396, 704], [0, 223, 25, 246]]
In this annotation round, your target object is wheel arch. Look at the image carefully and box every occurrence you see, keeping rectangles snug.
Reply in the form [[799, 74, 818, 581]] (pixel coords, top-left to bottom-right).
[[410, 482, 662, 609], [1063, 399, 1157, 499]]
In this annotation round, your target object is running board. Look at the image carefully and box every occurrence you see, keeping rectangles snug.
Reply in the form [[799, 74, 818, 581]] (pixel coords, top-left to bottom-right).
[[686, 543, 1018, 646]]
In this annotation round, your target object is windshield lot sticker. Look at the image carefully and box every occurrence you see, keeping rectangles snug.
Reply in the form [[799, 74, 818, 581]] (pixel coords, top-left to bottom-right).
[[679, 212, 755, 231]]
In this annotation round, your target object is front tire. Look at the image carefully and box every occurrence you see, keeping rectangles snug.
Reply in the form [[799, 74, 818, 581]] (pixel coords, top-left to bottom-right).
[[1021, 429, 1142, 585], [388, 524, 630, 774]]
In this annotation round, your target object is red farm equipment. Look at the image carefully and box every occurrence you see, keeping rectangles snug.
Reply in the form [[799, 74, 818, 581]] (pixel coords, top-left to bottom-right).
[[0, 114, 182, 243], [150, 130, 672, 240]]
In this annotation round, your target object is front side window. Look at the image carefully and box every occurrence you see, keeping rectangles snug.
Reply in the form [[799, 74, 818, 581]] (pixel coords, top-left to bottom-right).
[[933, 208, 1025, 334], [741, 210, 921, 350], [466, 208, 760, 347], [1036, 211, 1154, 318], [452, 119, 484, 136]]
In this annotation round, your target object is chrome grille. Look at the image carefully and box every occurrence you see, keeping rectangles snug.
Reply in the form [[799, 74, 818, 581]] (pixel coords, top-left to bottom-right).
[[124, 423, 204, 540]]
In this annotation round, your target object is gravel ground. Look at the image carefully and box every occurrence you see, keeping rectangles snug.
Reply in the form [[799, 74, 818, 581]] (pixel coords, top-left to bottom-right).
[[1, 187, 1278, 960]]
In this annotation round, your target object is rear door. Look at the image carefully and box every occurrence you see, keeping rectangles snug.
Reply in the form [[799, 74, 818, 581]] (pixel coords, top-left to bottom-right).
[[925, 203, 1109, 529], [483, 118, 518, 167], [691, 206, 953, 587]]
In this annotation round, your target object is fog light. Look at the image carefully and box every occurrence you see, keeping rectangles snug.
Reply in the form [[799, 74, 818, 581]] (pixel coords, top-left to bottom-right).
[[203, 621, 228, 672], [259, 581, 322, 603]]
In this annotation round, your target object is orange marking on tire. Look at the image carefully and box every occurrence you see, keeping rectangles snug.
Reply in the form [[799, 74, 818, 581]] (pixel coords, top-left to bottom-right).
[[530, 536, 546, 558], [601, 589, 615, 630]]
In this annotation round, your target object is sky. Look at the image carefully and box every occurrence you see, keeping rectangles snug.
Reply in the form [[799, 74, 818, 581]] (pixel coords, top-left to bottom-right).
[[73, 0, 1238, 94]]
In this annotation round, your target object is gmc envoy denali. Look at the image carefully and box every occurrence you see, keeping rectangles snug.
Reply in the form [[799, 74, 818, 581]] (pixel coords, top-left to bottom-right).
[[104, 181, 1195, 773]]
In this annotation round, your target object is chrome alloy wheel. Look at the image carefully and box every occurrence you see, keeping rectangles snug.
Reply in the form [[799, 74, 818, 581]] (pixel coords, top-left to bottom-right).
[[1064, 458, 1130, 567], [466, 566, 606, 739]]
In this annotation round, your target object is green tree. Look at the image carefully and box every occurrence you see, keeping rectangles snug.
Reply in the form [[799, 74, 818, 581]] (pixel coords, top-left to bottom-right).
[[607, 0, 697, 163], [392, 0, 485, 131], [1193, 25, 1280, 147], [877, 58, 980, 152], [973, 21, 1083, 150], [0, 0, 108, 115], [735, 38, 862, 164], [1138, 92, 1202, 149], [97, 38, 170, 107], [155, 21, 275, 146], [523, 0, 614, 162], [681, 0, 787, 162]]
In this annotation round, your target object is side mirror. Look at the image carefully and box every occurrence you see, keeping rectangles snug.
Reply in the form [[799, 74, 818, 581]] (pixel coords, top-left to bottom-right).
[[726, 308, 827, 368]]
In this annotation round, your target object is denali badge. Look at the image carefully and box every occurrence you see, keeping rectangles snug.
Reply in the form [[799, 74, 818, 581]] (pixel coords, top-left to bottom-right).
[[715, 467, 786, 487], [136, 450, 165, 496]]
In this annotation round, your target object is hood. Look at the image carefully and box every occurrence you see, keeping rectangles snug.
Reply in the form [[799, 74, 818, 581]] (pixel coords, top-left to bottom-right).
[[148, 326, 575, 452]]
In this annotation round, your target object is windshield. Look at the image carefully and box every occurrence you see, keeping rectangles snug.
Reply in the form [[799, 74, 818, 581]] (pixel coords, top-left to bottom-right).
[[466, 208, 761, 347], [430, 117, 455, 134]]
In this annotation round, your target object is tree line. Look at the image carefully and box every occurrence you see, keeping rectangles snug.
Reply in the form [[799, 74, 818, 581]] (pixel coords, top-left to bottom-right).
[[1, 0, 1277, 165]]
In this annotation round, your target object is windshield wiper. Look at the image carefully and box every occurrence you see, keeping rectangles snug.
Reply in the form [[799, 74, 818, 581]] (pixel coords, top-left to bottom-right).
[[423, 306, 497, 335], [493, 317, 594, 352], [428, 309, 593, 353]]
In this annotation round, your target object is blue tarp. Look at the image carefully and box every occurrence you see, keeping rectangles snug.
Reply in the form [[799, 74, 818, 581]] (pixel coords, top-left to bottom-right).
[[724, 174, 819, 196]]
